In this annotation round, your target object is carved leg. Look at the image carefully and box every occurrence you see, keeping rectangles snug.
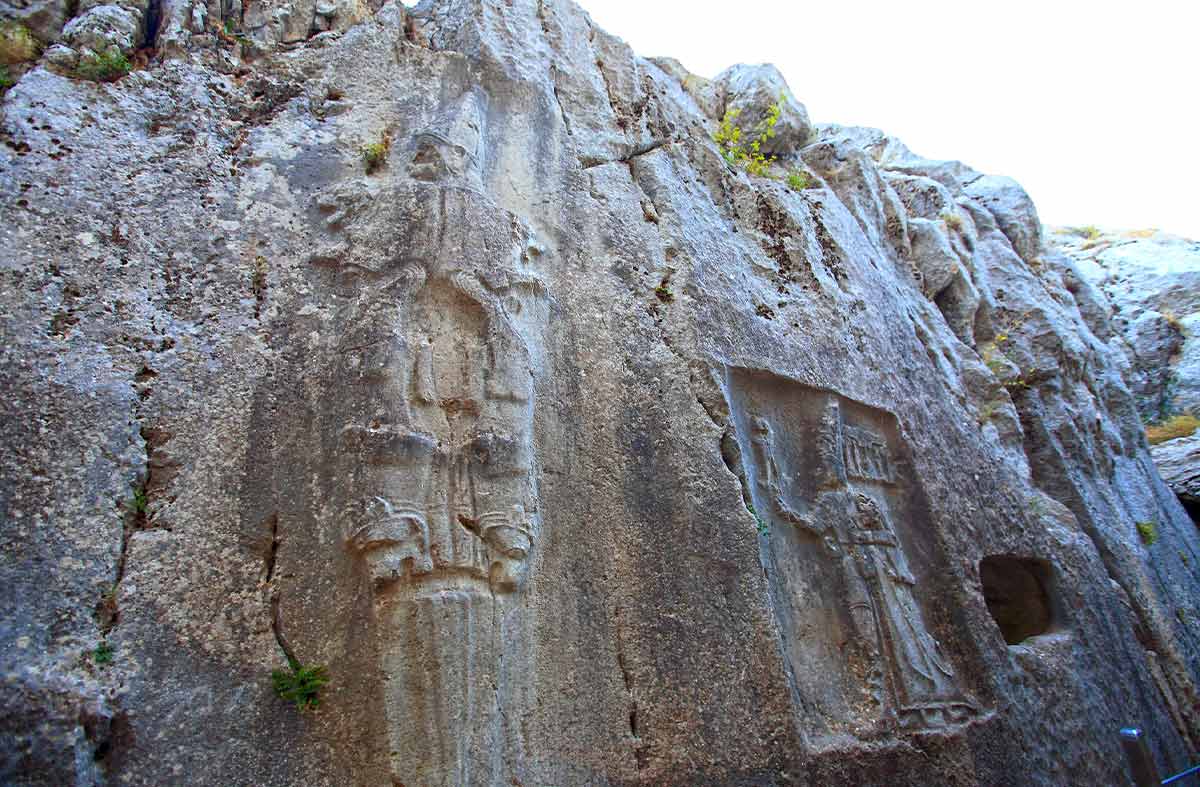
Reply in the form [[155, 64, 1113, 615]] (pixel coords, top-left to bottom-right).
[[380, 589, 498, 787]]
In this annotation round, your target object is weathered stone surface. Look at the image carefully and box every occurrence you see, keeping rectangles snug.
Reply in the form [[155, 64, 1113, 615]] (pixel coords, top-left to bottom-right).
[[1153, 435, 1200, 513], [2, 1, 1199, 785], [0, 0, 70, 44], [1052, 228, 1200, 517], [1057, 228, 1200, 419], [61, 4, 144, 54]]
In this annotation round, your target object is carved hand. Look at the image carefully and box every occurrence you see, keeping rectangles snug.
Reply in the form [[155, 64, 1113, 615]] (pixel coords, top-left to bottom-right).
[[484, 524, 531, 560], [774, 495, 819, 533]]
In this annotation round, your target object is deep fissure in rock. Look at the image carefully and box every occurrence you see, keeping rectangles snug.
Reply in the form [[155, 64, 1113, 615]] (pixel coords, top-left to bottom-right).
[[261, 512, 296, 664], [143, 0, 163, 49]]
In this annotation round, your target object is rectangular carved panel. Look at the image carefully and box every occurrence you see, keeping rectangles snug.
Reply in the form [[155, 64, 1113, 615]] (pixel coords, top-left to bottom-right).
[[725, 368, 978, 743]]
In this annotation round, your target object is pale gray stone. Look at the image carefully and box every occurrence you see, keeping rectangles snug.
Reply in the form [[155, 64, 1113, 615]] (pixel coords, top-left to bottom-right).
[[964, 173, 1043, 263], [2, 1, 1198, 785], [1059, 228, 1200, 416], [60, 4, 142, 53], [1153, 434, 1200, 511], [1054, 227, 1200, 518]]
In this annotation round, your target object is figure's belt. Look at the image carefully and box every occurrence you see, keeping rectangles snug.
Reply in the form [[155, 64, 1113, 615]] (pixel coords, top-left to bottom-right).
[[476, 509, 532, 537], [841, 530, 898, 547]]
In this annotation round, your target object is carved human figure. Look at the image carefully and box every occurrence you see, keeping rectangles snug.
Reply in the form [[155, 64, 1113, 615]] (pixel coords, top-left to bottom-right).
[[408, 91, 486, 189], [843, 490, 960, 726], [324, 89, 547, 785], [751, 399, 974, 731]]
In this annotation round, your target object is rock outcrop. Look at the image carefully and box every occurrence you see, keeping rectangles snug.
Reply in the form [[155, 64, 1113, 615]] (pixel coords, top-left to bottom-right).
[[1052, 228, 1200, 519], [1055, 228, 1200, 419], [1152, 435, 1200, 520], [2, 1, 1198, 785]]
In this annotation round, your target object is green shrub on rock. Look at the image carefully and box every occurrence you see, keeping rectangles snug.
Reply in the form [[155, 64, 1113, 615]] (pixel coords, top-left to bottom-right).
[[786, 169, 818, 191], [361, 133, 391, 174], [74, 50, 132, 83], [714, 96, 781, 177], [0, 22, 40, 65], [272, 657, 330, 711]]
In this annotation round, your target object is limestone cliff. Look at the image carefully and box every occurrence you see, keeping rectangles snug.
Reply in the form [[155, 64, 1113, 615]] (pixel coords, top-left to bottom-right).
[[1, 1, 1198, 784], [1051, 227, 1200, 522]]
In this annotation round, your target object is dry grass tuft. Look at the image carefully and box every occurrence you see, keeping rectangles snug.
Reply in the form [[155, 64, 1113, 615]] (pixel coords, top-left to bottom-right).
[[1146, 414, 1200, 445]]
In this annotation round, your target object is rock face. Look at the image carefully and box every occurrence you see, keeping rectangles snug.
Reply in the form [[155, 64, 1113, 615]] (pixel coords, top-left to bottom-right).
[[1052, 228, 1200, 518], [2, 1, 1199, 785], [1152, 436, 1200, 519], [1055, 228, 1200, 420]]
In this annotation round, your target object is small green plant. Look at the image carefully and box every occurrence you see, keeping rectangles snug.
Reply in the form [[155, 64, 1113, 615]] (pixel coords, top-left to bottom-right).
[[714, 96, 781, 177], [746, 503, 768, 536], [654, 278, 674, 303], [941, 211, 963, 231], [1027, 494, 1046, 518], [980, 341, 1010, 376], [1161, 309, 1186, 335], [1136, 520, 1157, 547], [74, 49, 132, 83], [129, 486, 148, 515], [272, 657, 329, 711], [0, 22, 40, 64], [980, 313, 1036, 390], [0, 64, 13, 93], [786, 169, 816, 191], [93, 642, 114, 665], [1146, 414, 1199, 445], [361, 134, 391, 174], [1176, 608, 1187, 625]]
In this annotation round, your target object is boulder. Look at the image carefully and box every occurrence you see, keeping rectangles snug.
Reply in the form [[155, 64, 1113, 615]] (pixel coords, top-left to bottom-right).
[[713, 62, 814, 157], [965, 173, 1043, 262]]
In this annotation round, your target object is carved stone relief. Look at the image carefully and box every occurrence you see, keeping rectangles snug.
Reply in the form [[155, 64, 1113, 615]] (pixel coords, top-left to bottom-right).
[[729, 369, 977, 740], [313, 90, 548, 785]]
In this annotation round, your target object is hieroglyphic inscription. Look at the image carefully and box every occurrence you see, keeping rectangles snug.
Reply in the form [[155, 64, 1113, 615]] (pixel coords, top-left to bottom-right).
[[842, 423, 895, 484]]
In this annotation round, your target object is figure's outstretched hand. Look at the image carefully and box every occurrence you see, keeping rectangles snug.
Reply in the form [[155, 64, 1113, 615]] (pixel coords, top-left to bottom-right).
[[774, 495, 832, 543]]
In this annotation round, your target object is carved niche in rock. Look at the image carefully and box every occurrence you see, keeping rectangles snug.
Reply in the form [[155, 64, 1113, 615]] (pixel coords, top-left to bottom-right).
[[727, 369, 978, 741], [313, 89, 549, 786]]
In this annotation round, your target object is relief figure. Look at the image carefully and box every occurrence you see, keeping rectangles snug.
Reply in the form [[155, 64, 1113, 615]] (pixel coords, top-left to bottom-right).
[[750, 397, 975, 732], [322, 89, 546, 785]]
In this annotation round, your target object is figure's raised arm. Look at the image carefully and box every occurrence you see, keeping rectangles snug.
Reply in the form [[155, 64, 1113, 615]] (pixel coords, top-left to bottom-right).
[[771, 494, 821, 536]]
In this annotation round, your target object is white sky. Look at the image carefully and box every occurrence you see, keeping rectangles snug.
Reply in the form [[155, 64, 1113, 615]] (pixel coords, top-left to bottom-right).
[[582, 0, 1200, 238]]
